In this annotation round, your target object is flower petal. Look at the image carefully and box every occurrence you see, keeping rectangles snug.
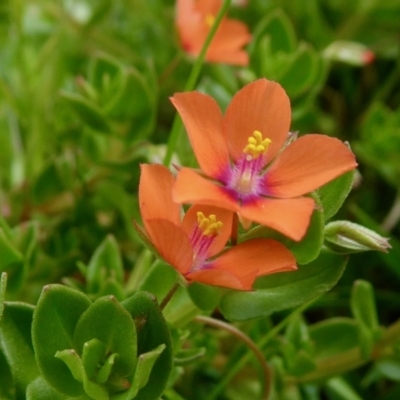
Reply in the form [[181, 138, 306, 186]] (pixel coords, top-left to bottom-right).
[[240, 197, 315, 241], [186, 268, 257, 290], [210, 19, 251, 51], [264, 135, 358, 198], [182, 204, 233, 257], [211, 238, 297, 277], [145, 219, 193, 275], [196, 0, 223, 15], [139, 164, 181, 234], [176, 0, 206, 55], [173, 168, 240, 211], [224, 79, 291, 164], [206, 19, 251, 66], [171, 92, 229, 177], [206, 49, 249, 66]]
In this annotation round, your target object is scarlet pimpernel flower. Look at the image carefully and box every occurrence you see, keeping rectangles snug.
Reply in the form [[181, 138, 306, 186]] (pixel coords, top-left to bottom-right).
[[171, 79, 358, 241], [138, 164, 296, 291], [176, 0, 251, 66]]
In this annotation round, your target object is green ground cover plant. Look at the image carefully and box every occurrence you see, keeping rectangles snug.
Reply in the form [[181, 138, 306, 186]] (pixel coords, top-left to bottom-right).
[[1, 1, 400, 399]]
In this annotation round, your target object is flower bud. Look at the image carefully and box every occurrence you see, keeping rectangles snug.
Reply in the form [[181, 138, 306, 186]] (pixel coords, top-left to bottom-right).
[[324, 221, 391, 254], [323, 41, 375, 66]]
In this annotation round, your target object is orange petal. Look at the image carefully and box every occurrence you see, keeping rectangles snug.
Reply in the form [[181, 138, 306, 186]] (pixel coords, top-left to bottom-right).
[[170, 92, 229, 177], [240, 197, 315, 241], [173, 168, 239, 212], [206, 20, 251, 66], [176, 0, 205, 55], [139, 165, 181, 234], [182, 204, 233, 257], [264, 135, 358, 198], [211, 238, 296, 277], [186, 268, 256, 290], [210, 19, 251, 52], [145, 219, 193, 275], [205, 49, 249, 66], [197, 0, 223, 15], [224, 79, 291, 164]]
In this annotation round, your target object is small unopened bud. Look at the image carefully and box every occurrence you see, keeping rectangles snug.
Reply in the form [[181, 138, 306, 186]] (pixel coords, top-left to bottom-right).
[[324, 221, 391, 254], [323, 41, 375, 67]]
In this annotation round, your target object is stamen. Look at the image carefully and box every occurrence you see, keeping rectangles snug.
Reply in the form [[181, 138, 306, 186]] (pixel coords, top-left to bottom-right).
[[197, 212, 223, 237], [243, 130, 271, 160], [205, 14, 215, 27]]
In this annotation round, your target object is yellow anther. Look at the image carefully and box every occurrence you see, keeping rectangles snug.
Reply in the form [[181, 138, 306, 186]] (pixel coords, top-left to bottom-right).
[[205, 14, 215, 27], [197, 212, 223, 237], [243, 130, 271, 159]]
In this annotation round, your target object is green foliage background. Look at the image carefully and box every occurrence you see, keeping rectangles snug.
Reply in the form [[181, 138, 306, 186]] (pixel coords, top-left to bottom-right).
[[1, 0, 400, 399]]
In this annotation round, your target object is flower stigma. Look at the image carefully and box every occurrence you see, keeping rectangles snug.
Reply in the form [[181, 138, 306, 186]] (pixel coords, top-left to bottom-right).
[[243, 130, 271, 160], [189, 212, 223, 271], [197, 212, 223, 236], [224, 130, 272, 201]]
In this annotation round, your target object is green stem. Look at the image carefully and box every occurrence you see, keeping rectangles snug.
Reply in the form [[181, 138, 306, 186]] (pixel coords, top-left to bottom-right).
[[159, 281, 180, 310], [207, 298, 318, 400], [163, 0, 232, 167], [195, 315, 272, 400]]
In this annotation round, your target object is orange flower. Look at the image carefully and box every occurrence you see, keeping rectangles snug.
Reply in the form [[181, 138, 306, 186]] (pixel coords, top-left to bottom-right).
[[138, 164, 296, 291], [176, 0, 251, 66], [171, 79, 358, 241]]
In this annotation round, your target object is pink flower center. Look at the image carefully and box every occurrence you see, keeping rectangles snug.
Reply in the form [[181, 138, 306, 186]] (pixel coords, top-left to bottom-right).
[[222, 130, 271, 203], [189, 212, 223, 271]]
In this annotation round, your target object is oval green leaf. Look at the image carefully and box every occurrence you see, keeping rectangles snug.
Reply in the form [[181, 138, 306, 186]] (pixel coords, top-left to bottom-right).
[[0, 301, 38, 390], [32, 284, 91, 396], [219, 250, 348, 321], [74, 295, 137, 377], [121, 291, 173, 400]]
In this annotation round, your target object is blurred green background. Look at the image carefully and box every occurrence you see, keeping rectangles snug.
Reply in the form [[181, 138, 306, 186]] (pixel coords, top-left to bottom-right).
[[1, 0, 400, 399]]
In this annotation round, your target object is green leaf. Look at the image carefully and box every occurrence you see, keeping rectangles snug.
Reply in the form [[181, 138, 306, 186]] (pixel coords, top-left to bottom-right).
[[61, 91, 111, 133], [219, 250, 347, 321], [104, 67, 156, 141], [74, 295, 137, 378], [252, 9, 297, 55], [188, 282, 222, 311], [318, 170, 355, 220], [88, 53, 121, 94], [286, 350, 316, 377], [376, 359, 400, 382], [56, 349, 109, 400], [86, 235, 124, 298], [0, 348, 14, 400], [26, 377, 73, 400], [96, 353, 118, 384], [351, 280, 379, 333], [55, 349, 86, 382], [309, 318, 359, 358], [279, 44, 320, 98], [113, 344, 166, 400], [81, 338, 106, 380], [32, 284, 91, 397], [325, 376, 364, 400], [0, 302, 39, 391], [174, 347, 206, 365], [137, 260, 178, 302], [0, 229, 23, 270], [121, 291, 173, 400]]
